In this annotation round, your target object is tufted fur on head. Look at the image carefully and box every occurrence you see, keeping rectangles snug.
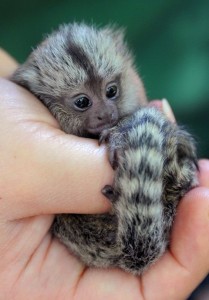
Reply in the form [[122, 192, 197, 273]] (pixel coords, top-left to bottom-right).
[[11, 23, 198, 275], [12, 23, 147, 136], [52, 107, 198, 274]]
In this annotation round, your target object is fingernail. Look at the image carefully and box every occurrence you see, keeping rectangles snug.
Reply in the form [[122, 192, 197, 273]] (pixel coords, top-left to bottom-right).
[[162, 98, 176, 123]]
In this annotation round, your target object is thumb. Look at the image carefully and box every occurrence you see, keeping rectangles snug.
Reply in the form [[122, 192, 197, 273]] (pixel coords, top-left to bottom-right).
[[0, 78, 113, 221]]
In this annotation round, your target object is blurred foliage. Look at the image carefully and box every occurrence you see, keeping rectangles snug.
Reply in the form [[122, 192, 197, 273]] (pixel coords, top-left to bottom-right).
[[1, 0, 209, 297], [0, 0, 209, 158]]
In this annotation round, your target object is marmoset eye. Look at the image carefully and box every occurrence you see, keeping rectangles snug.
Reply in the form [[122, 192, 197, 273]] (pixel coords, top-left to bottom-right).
[[106, 85, 118, 99], [74, 96, 92, 111]]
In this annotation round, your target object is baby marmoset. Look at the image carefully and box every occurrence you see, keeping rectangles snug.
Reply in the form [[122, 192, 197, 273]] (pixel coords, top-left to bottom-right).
[[12, 23, 198, 274]]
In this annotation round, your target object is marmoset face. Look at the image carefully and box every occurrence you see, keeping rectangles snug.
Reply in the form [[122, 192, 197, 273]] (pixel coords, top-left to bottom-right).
[[12, 23, 147, 136]]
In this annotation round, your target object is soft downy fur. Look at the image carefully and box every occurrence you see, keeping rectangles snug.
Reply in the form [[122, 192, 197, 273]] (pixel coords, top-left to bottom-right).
[[53, 107, 198, 274], [12, 23, 147, 136], [12, 23, 198, 274]]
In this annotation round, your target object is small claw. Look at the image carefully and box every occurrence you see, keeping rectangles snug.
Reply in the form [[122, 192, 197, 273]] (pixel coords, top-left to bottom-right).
[[99, 130, 109, 145], [109, 149, 119, 170], [102, 185, 115, 202], [98, 135, 105, 145]]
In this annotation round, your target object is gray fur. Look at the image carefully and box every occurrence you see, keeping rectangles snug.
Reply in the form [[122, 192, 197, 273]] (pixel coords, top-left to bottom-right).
[[12, 23, 146, 136], [53, 108, 198, 274], [11, 23, 198, 275]]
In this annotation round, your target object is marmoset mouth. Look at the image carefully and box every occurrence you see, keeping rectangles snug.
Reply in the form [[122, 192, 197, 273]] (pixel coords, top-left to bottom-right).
[[87, 119, 118, 135], [87, 123, 115, 135], [87, 124, 111, 135]]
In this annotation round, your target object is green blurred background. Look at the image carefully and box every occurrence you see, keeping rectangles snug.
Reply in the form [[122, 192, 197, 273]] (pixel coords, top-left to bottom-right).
[[0, 0, 209, 298], [1, 0, 209, 158]]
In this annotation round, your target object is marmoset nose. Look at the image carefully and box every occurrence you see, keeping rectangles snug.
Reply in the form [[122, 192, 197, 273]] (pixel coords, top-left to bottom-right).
[[97, 115, 103, 121], [97, 111, 117, 124]]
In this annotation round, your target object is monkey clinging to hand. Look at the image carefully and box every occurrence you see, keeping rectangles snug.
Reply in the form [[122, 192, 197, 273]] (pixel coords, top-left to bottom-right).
[[11, 23, 198, 275]]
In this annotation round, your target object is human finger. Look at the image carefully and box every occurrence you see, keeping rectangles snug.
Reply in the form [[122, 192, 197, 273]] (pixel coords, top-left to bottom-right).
[[0, 78, 113, 221], [142, 187, 209, 300], [148, 99, 176, 123], [198, 159, 209, 188], [0, 48, 18, 77]]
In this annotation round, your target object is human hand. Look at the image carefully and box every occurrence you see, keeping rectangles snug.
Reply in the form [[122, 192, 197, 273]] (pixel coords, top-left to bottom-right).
[[0, 49, 209, 300]]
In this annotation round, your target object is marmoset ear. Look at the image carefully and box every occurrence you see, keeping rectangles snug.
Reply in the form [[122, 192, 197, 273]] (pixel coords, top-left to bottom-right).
[[11, 61, 38, 90]]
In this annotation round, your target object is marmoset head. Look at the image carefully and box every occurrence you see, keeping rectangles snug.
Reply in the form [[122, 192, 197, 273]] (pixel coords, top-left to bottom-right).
[[12, 23, 147, 136]]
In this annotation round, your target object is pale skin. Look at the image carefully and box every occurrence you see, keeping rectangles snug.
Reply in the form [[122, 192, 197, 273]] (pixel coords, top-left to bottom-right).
[[0, 48, 209, 300]]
